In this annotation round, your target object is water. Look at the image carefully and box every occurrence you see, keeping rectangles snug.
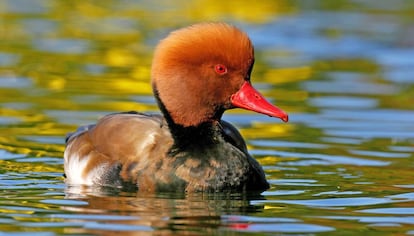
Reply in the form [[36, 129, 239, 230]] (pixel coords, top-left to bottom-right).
[[0, 0, 413, 235]]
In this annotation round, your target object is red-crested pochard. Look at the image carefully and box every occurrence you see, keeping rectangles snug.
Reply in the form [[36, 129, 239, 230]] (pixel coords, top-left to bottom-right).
[[64, 22, 288, 192]]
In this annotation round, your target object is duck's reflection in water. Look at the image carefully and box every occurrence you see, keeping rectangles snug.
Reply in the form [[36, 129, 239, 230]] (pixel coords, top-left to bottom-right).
[[63, 185, 266, 235]]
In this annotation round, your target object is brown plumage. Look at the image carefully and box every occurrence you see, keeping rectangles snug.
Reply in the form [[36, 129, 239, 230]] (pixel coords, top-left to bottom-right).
[[64, 22, 288, 193]]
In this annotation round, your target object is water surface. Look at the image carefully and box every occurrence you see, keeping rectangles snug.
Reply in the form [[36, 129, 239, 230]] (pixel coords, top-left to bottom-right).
[[0, 0, 413, 235]]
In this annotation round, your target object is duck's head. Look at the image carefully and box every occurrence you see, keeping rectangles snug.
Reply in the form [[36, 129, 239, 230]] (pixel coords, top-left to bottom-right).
[[151, 22, 288, 127]]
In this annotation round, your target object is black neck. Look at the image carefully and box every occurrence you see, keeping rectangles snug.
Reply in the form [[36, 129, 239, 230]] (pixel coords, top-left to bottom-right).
[[153, 86, 223, 153]]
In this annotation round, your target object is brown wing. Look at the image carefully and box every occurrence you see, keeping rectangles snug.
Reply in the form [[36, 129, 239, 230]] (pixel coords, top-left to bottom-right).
[[64, 112, 173, 187]]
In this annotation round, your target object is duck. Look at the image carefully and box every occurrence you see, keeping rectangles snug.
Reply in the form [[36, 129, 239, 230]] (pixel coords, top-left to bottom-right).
[[64, 22, 288, 193]]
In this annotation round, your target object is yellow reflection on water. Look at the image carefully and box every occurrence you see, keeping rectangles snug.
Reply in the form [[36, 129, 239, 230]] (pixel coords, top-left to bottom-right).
[[264, 66, 312, 84]]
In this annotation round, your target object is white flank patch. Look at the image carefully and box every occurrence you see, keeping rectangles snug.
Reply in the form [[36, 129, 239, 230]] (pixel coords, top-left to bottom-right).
[[64, 143, 107, 185]]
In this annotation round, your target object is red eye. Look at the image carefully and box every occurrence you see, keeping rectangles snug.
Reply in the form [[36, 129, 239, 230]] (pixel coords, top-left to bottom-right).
[[215, 64, 227, 75]]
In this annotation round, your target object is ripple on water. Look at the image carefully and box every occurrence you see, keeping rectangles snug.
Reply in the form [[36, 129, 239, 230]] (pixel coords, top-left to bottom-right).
[[374, 48, 414, 68], [230, 223, 335, 233], [21, 19, 58, 36], [22, 136, 65, 145], [50, 214, 139, 221], [0, 0, 50, 14], [222, 215, 334, 233], [0, 76, 32, 88], [77, 17, 138, 35], [309, 96, 378, 109], [319, 216, 414, 225], [0, 174, 63, 190], [313, 191, 363, 196], [40, 199, 89, 206], [84, 222, 153, 232], [0, 232, 55, 236], [0, 149, 26, 160], [387, 192, 414, 201], [0, 52, 20, 66], [253, 197, 393, 207], [251, 140, 329, 149], [262, 190, 307, 196], [394, 184, 414, 189], [268, 179, 325, 187], [256, 149, 391, 167], [15, 157, 62, 165], [302, 73, 399, 95], [32, 38, 90, 54], [44, 110, 108, 125], [304, 108, 414, 139], [385, 67, 414, 84], [321, 109, 414, 123], [321, 136, 364, 145], [348, 149, 411, 158], [357, 207, 414, 215]]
